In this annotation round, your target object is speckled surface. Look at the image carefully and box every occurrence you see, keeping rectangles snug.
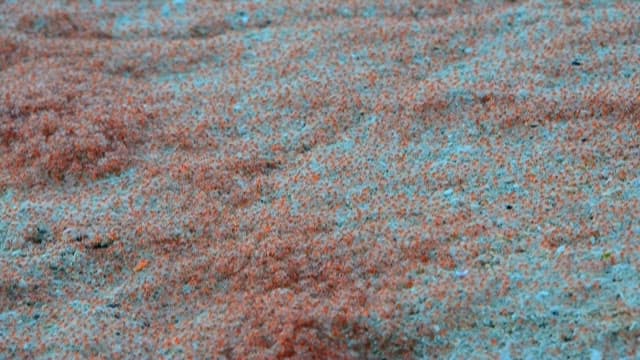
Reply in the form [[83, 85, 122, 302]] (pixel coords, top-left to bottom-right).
[[1, 1, 639, 358]]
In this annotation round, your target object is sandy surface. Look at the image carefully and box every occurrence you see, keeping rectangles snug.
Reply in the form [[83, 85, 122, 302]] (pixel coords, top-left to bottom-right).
[[1, 0, 639, 358]]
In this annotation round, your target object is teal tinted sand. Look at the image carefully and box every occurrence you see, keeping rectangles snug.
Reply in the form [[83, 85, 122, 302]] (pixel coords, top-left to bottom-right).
[[1, 1, 639, 358]]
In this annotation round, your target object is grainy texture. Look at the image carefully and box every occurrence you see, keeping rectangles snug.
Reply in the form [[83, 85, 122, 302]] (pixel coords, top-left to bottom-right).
[[1, 0, 639, 358]]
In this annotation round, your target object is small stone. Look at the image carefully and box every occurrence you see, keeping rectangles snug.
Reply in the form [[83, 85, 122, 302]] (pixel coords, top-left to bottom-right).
[[62, 227, 89, 242], [560, 329, 574, 342], [62, 226, 112, 249], [535, 290, 550, 302], [18, 278, 28, 289], [183, 284, 193, 295], [189, 17, 227, 38], [85, 234, 113, 249], [24, 223, 53, 244], [590, 349, 603, 360]]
